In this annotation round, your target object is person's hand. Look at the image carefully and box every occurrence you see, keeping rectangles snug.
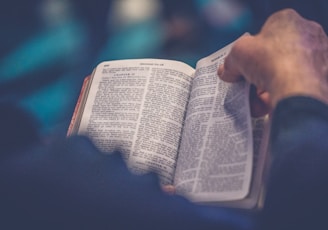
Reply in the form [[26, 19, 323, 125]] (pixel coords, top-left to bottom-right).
[[218, 9, 328, 109], [161, 185, 176, 195], [249, 85, 270, 117]]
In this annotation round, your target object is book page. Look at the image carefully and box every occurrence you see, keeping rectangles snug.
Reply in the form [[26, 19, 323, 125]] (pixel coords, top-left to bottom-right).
[[77, 59, 195, 184], [174, 45, 254, 202], [245, 116, 270, 208], [215, 116, 270, 208]]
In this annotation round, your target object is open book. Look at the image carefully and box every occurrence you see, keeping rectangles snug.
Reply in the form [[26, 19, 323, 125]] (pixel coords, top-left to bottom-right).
[[68, 41, 270, 209]]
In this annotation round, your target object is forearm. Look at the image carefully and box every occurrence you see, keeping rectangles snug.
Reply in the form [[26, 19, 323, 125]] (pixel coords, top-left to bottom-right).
[[262, 96, 328, 230]]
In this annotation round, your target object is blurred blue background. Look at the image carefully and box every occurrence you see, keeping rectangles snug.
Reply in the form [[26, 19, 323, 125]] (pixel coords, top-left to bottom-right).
[[1, 0, 328, 136]]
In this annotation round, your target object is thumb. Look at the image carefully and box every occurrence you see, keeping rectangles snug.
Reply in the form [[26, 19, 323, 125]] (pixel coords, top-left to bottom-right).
[[217, 58, 242, 83], [218, 34, 253, 83]]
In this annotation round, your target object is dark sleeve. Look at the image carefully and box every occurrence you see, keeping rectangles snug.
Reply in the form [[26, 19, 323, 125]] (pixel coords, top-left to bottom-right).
[[261, 96, 328, 230], [0, 136, 253, 230]]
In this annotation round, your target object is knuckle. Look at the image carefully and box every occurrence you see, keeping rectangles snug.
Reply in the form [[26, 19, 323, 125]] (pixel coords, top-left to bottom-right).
[[270, 8, 296, 19], [281, 8, 298, 17], [308, 20, 325, 33]]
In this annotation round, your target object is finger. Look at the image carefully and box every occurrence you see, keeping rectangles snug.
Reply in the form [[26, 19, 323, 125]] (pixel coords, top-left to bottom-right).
[[218, 35, 253, 83], [161, 185, 176, 195], [218, 56, 243, 83], [250, 85, 271, 117], [257, 89, 271, 108]]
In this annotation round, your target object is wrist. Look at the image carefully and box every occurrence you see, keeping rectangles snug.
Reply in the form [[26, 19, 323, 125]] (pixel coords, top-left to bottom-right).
[[269, 71, 328, 107]]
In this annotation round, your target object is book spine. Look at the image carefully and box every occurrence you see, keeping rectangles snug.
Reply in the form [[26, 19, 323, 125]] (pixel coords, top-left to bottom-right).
[[67, 76, 91, 136]]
